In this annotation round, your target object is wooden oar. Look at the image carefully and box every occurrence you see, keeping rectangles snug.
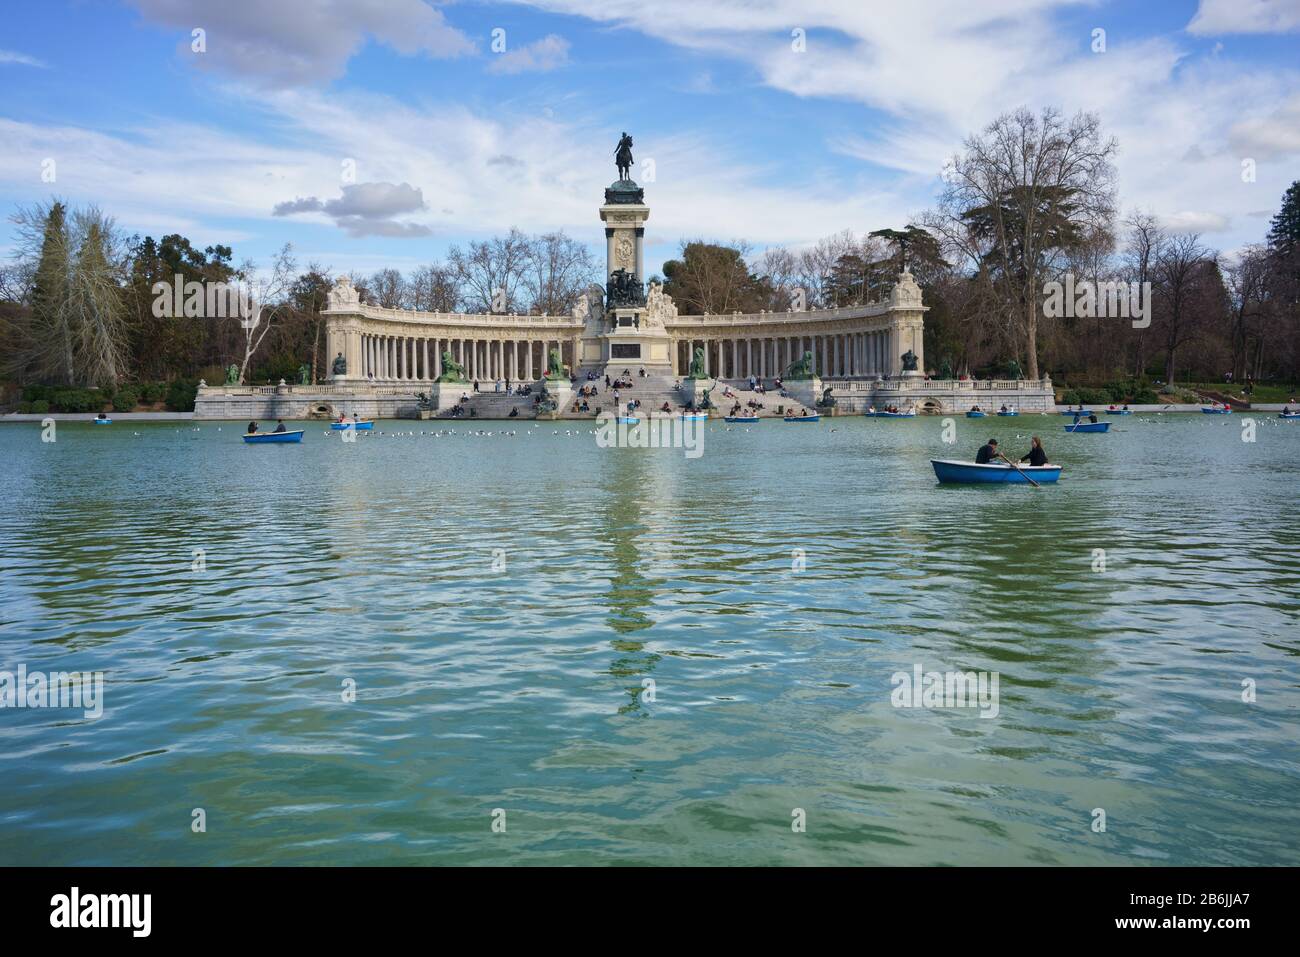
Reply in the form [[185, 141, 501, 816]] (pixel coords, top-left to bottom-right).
[[998, 452, 1041, 488]]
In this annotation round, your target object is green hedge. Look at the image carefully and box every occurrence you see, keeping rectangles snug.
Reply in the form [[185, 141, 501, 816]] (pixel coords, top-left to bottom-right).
[[51, 389, 102, 413], [112, 387, 140, 412], [1061, 378, 1161, 406], [29, 400, 49, 414], [166, 378, 199, 412]]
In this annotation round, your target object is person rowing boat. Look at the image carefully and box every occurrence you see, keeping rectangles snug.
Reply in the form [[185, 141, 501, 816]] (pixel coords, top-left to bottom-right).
[[1019, 436, 1048, 466], [975, 438, 999, 463]]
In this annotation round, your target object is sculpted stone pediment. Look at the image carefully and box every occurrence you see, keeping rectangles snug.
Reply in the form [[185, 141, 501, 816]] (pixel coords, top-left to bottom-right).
[[890, 269, 923, 309], [328, 275, 361, 310]]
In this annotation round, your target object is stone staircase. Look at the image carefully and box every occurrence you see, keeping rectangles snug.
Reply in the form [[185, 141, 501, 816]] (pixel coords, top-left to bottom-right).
[[561, 369, 688, 419], [434, 371, 816, 420], [705, 380, 804, 418], [434, 388, 539, 420]]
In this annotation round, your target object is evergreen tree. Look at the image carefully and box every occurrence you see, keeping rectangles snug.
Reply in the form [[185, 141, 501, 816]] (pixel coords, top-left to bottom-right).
[[29, 201, 74, 383], [1267, 181, 1300, 257]]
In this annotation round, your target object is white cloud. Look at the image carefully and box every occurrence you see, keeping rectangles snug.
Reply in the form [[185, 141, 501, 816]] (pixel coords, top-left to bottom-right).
[[126, 0, 475, 86], [1188, 0, 1300, 36], [0, 49, 48, 68], [1160, 211, 1232, 234], [507, 0, 1300, 251], [1228, 93, 1300, 159], [274, 181, 431, 237], [486, 34, 571, 74], [5, 0, 1298, 269]]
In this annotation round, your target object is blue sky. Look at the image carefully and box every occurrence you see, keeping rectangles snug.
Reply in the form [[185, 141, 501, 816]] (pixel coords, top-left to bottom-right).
[[1, 0, 1298, 279]]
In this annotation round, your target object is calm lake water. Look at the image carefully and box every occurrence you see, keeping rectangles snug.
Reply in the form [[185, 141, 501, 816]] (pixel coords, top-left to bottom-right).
[[1, 413, 1298, 866]]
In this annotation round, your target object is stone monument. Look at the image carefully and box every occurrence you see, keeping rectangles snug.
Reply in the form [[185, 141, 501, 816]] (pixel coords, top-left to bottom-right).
[[590, 131, 675, 373]]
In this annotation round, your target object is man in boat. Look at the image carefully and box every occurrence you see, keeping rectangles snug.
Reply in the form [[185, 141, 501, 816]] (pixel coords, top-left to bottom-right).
[[274, 419, 287, 433], [1019, 436, 1048, 467], [975, 438, 999, 464], [247, 421, 258, 434]]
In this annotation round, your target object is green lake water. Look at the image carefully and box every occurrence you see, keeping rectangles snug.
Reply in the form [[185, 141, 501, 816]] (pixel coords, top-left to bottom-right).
[[1, 413, 1297, 865]]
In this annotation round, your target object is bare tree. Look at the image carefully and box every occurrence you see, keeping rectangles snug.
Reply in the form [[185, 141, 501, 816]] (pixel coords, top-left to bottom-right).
[[449, 229, 530, 314], [1153, 233, 1215, 387], [0, 260, 34, 304], [67, 207, 129, 386], [522, 231, 597, 315], [368, 268, 407, 309], [929, 107, 1118, 379], [237, 243, 296, 384], [794, 230, 856, 309], [1224, 245, 1271, 382], [1120, 210, 1164, 376], [408, 263, 460, 312]]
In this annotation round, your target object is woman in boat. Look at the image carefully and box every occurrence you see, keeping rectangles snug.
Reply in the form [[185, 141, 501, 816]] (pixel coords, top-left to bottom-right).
[[1020, 436, 1048, 467], [247, 421, 258, 434]]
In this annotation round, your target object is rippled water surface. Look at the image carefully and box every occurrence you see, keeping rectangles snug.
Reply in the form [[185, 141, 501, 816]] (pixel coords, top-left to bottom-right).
[[1, 413, 1298, 865]]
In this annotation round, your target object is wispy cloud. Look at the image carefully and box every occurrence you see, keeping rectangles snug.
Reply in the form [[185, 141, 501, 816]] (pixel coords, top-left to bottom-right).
[[125, 0, 475, 86], [486, 34, 570, 74], [0, 49, 48, 68], [1188, 0, 1300, 36]]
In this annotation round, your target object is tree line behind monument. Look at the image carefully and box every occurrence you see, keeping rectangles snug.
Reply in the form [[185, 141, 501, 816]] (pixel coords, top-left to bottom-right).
[[1, 106, 1297, 413]]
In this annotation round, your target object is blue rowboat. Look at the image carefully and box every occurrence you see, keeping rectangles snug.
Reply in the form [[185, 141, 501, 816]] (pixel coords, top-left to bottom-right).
[[1063, 421, 1109, 433], [864, 410, 916, 418], [329, 420, 373, 430], [724, 415, 759, 423], [996, 411, 1019, 417], [1279, 412, 1300, 419], [931, 459, 1062, 484], [616, 416, 640, 424], [243, 430, 304, 444], [92, 418, 113, 425], [783, 414, 820, 422], [680, 413, 708, 421], [1105, 409, 1132, 415], [966, 411, 986, 418], [1201, 406, 1232, 414], [1059, 410, 1093, 416]]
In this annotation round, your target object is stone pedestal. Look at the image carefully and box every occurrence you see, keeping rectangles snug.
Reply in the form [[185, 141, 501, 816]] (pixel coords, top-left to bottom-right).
[[602, 311, 674, 373], [435, 381, 471, 412], [541, 376, 572, 416], [784, 376, 823, 411]]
